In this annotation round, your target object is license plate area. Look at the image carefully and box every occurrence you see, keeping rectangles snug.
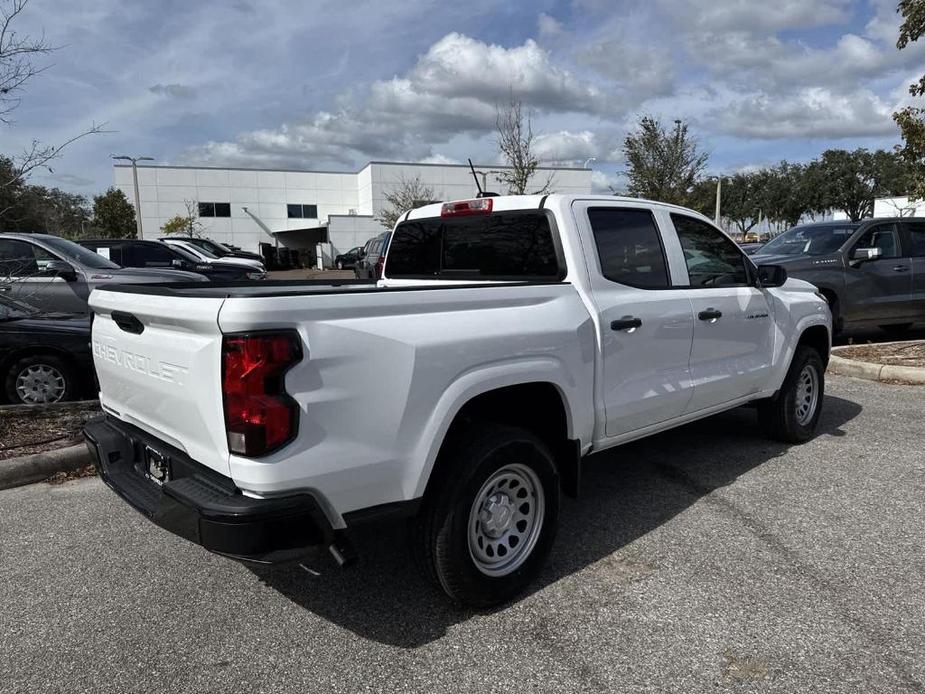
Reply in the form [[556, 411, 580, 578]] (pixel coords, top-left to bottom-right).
[[143, 446, 171, 486]]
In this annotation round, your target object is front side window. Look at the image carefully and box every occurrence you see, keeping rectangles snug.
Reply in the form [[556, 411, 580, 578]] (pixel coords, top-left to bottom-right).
[[0, 240, 42, 276], [906, 222, 925, 257], [587, 207, 669, 289], [671, 214, 749, 287], [853, 223, 901, 259], [388, 212, 561, 279], [134, 244, 175, 267]]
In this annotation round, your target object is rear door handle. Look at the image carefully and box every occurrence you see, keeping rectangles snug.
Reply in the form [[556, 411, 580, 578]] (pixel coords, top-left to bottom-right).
[[698, 308, 722, 321], [610, 316, 642, 331], [892, 265, 909, 272]]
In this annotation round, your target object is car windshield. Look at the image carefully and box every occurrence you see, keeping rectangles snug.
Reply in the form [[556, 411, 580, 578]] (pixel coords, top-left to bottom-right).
[[40, 235, 120, 269], [759, 224, 859, 256], [165, 244, 199, 263], [0, 294, 40, 320], [185, 242, 218, 259], [191, 238, 230, 255]]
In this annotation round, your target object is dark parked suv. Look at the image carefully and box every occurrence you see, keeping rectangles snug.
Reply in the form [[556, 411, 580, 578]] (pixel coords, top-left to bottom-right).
[[78, 239, 260, 281], [355, 232, 390, 280], [752, 218, 925, 334]]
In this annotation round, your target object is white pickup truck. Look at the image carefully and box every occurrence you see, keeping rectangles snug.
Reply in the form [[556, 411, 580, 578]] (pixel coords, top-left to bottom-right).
[[84, 194, 831, 607]]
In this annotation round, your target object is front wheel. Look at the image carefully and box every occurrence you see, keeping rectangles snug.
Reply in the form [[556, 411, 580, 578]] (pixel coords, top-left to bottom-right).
[[758, 346, 824, 443], [412, 423, 559, 608]]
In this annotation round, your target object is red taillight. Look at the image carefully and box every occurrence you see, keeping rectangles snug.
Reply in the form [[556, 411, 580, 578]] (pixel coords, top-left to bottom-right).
[[375, 254, 385, 278], [440, 198, 493, 217], [222, 332, 302, 457]]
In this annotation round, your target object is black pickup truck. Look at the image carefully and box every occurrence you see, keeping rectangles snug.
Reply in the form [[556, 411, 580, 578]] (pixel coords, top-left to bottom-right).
[[752, 218, 925, 335]]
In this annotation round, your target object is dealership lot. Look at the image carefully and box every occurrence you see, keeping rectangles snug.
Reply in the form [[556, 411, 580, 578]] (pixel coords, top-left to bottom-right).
[[1, 374, 923, 693]]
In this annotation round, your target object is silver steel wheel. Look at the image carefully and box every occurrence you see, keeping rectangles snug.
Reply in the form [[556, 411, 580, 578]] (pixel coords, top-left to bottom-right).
[[795, 364, 819, 426], [15, 363, 67, 404], [468, 463, 545, 577]]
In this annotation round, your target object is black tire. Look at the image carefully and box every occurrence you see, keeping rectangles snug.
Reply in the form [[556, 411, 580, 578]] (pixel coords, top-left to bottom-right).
[[758, 346, 824, 443], [4, 354, 76, 405], [412, 423, 560, 608], [879, 323, 913, 337]]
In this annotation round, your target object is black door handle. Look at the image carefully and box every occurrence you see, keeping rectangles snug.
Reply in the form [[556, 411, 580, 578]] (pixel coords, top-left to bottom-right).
[[892, 265, 909, 272], [698, 308, 723, 321], [611, 316, 642, 331], [111, 310, 144, 334]]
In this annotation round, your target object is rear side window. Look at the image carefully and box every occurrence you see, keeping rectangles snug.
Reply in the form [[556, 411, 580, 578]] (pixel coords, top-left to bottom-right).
[[907, 222, 925, 256], [587, 208, 669, 289], [387, 212, 561, 279], [671, 214, 749, 287]]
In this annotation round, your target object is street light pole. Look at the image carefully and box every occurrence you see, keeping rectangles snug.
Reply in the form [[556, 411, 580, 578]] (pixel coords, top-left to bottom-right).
[[583, 157, 597, 169], [112, 155, 154, 238]]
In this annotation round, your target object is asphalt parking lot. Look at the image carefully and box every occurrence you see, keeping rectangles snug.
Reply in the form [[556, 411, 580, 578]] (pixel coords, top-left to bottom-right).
[[1, 374, 923, 693]]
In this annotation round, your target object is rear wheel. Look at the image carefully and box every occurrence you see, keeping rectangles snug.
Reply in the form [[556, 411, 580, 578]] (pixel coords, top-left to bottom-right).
[[758, 346, 824, 443], [412, 423, 559, 608], [4, 354, 75, 405]]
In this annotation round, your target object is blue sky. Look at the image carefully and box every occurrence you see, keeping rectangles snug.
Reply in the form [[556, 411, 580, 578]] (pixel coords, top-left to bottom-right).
[[2, 0, 923, 196]]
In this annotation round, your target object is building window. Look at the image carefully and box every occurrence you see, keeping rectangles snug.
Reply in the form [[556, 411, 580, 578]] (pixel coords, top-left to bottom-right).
[[199, 202, 230, 218], [287, 204, 318, 219]]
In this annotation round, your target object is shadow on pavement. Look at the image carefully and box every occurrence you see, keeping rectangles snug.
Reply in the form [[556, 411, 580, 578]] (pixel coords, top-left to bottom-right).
[[252, 394, 862, 648]]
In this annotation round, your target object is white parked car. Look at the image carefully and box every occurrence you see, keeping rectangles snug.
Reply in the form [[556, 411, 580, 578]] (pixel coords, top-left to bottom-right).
[[160, 237, 266, 273], [84, 194, 831, 606]]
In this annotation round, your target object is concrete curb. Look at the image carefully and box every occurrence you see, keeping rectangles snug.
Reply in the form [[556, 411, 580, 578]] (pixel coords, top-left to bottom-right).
[[829, 344, 925, 385], [0, 443, 93, 491]]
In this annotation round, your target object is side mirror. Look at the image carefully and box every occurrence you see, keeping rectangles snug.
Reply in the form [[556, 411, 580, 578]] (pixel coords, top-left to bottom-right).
[[757, 264, 787, 288], [851, 247, 881, 262], [43, 259, 77, 282]]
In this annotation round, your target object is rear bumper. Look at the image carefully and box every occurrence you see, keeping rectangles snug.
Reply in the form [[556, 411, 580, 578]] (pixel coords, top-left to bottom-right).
[[83, 416, 344, 565]]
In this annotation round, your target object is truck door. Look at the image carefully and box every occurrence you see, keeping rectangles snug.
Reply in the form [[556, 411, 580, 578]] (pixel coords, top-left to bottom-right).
[[844, 222, 914, 325], [901, 221, 925, 324], [667, 213, 775, 413], [573, 203, 695, 438]]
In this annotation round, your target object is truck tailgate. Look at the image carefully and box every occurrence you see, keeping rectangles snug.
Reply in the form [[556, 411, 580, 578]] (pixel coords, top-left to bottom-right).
[[89, 289, 231, 477]]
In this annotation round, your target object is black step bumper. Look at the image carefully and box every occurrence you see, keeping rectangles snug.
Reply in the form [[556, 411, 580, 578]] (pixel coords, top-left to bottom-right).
[[83, 416, 343, 565]]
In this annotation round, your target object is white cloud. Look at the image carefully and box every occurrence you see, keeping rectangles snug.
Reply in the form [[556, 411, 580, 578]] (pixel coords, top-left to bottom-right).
[[537, 13, 564, 37], [533, 130, 598, 163], [718, 87, 897, 138], [184, 32, 615, 168]]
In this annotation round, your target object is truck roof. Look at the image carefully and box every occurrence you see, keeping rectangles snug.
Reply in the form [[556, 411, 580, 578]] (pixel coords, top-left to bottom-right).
[[403, 193, 715, 223]]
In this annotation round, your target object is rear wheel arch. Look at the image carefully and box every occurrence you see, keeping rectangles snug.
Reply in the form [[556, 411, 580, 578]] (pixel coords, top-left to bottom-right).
[[815, 287, 842, 334], [423, 382, 581, 502]]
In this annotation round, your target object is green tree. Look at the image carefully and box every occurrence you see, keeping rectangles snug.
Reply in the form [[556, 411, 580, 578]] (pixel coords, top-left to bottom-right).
[[161, 199, 203, 237], [91, 187, 136, 238], [893, 0, 925, 201], [622, 116, 708, 205], [375, 175, 436, 230], [815, 149, 907, 221]]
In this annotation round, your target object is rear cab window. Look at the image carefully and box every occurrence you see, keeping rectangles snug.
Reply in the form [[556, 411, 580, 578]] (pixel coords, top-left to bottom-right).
[[386, 210, 563, 280]]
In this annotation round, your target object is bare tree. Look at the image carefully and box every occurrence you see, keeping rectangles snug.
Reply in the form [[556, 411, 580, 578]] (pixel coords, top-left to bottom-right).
[[495, 97, 553, 195], [375, 175, 436, 230], [0, 0, 106, 208]]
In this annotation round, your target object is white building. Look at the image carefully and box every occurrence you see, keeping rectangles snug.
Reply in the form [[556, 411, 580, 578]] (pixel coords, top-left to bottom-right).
[[113, 161, 593, 266], [831, 195, 925, 221]]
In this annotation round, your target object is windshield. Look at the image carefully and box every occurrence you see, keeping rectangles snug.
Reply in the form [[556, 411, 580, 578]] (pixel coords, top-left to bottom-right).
[[0, 294, 40, 320], [40, 236, 120, 270], [190, 238, 229, 255], [184, 241, 218, 259], [759, 224, 859, 257]]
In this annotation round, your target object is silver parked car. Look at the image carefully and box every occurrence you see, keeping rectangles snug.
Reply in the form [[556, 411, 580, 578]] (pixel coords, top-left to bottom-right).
[[0, 233, 207, 314]]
